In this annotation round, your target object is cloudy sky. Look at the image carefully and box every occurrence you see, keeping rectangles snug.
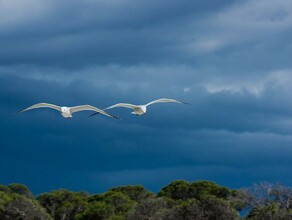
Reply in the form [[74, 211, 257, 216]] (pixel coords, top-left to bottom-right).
[[1, 0, 292, 195]]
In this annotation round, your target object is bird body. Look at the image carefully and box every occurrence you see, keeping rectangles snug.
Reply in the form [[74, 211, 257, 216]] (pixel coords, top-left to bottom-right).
[[60, 107, 72, 118], [131, 105, 147, 115], [18, 103, 118, 119]]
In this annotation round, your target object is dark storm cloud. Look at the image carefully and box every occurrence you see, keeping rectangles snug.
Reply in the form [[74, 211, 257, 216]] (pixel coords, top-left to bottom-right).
[[2, 64, 292, 194], [1, 0, 292, 194], [1, 0, 291, 72], [0, 0, 236, 66]]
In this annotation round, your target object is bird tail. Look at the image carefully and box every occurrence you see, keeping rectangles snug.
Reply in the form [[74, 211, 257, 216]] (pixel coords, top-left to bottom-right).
[[88, 111, 120, 120], [88, 112, 99, 117]]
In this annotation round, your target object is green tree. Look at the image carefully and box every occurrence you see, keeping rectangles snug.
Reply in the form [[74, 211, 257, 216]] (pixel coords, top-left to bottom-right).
[[37, 189, 88, 220], [0, 191, 52, 220], [75, 201, 114, 220], [8, 183, 34, 199], [109, 185, 152, 202], [190, 180, 231, 200], [126, 197, 168, 220], [246, 202, 292, 220], [201, 196, 239, 220], [0, 185, 11, 194], [158, 180, 192, 200], [158, 180, 231, 201], [164, 199, 204, 220], [103, 191, 134, 215], [88, 190, 135, 218]]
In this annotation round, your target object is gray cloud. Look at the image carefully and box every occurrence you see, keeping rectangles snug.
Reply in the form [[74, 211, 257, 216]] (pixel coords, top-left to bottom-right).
[[1, 0, 292, 194], [0, 0, 238, 66]]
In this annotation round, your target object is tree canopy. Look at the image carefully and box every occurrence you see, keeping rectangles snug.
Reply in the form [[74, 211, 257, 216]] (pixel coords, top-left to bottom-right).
[[1, 180, 292, 219]]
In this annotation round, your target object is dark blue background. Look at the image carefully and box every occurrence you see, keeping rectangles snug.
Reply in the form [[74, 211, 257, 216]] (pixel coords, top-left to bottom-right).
[[1, 0, 292, 195]]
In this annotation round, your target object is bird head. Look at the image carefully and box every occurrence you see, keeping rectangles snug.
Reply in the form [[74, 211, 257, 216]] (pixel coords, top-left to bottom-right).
[[61, 107, 67, 113]]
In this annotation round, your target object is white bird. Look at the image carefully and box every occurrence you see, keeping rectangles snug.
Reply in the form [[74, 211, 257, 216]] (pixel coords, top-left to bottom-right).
[[90, 98, 189, 117], [17, 103, 119, 119]]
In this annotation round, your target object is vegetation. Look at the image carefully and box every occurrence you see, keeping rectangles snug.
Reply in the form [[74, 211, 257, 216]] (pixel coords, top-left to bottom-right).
[[1, 180, 292, 219]]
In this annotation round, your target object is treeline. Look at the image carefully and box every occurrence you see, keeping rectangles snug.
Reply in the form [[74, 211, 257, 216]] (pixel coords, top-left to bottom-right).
[[1, 180, 292, 220]]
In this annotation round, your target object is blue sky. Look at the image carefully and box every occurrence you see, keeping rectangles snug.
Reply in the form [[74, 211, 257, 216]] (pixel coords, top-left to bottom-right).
[[1, 0, 292, 195]]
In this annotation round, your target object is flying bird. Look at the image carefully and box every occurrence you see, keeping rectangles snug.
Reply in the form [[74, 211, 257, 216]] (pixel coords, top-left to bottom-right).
[[90, 98, 189, 117], [17, 103, 119, 119]]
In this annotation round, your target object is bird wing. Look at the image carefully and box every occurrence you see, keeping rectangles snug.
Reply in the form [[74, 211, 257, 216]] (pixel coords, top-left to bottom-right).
[[17, 103, 61, 113], [70, 105, 119, 119], [145, 98, 189, 106], [89, 103, 137, 117], [104, 103, 138, 110]]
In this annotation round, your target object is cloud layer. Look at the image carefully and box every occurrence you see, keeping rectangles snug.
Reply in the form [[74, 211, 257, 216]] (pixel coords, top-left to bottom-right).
[[1, 0, 292, 194]]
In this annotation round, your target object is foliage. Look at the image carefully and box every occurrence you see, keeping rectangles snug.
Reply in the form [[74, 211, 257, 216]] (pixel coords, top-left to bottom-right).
[[158, 180, 192, 200], [243, 182, 292, 219], [201, 196, 239, 220], [87, 189, 135, 219], [163, 199, 204, 220], [8, 183, 34, 199], [1, 180, 292, 219], [158, 180, 231, 201], [0, 190, 51, 220], [108, 185, 153, 202], [37, 189, 88, 220], [190, 180, 231, 200], [126, 197, 169, 220], [75, 201, 114, 220]]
